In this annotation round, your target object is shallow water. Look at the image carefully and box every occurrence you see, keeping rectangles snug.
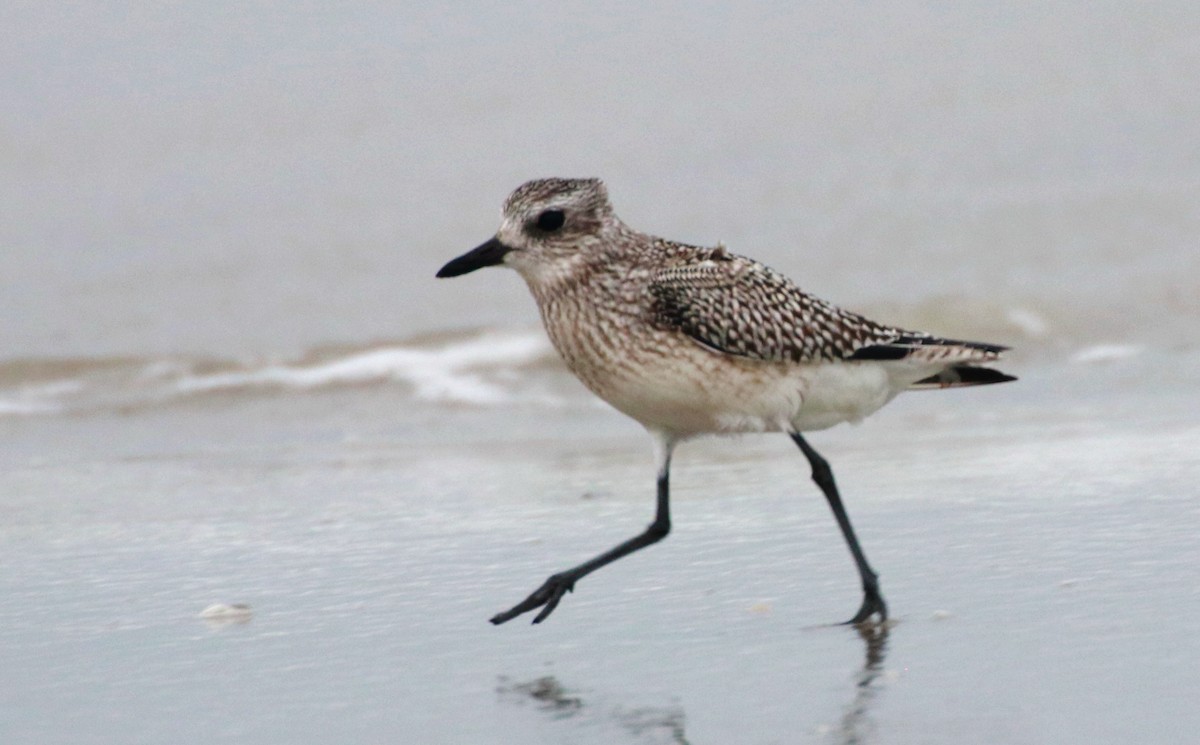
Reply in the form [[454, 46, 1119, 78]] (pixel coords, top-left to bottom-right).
[[3, 3, 1200, 743], [2, 358, 1199, 744]]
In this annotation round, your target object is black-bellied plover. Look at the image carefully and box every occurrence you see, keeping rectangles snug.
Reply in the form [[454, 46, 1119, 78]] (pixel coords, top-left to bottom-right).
[[437, 178, 1015, 626]]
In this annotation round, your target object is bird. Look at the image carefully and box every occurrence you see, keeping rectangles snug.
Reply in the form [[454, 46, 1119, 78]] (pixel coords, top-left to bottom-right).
[[436, 177, 1015, 626]]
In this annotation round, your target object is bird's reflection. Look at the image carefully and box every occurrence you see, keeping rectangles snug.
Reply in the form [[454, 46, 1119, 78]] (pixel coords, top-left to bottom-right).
[[496, 674, 690, 744], [496, 621, 890, 745], [833, 621, 892, 745]]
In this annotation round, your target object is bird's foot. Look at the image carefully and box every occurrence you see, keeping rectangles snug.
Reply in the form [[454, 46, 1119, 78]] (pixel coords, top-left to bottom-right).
[[490, 572, 577, 625], [843, 585, 888, 627]]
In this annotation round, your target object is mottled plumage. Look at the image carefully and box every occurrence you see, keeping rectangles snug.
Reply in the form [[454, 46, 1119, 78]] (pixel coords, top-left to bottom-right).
[[437, 177, 1015, 626], [650, 249, 906, 363]]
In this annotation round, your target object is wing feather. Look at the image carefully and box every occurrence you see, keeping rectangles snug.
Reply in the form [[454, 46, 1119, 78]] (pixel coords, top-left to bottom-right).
[[648, 252, 906, 362], [648, 249, 1007, 367]]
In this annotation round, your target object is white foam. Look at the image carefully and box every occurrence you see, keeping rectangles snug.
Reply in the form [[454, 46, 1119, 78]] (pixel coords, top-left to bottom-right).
[[175, 330, 554, 405], [1071, 344, 1143, 364], [1006, 308, 1051, 339], [0, 399, 61, 416], [0, 379, 82, 416], [0, 330, 564, 417]]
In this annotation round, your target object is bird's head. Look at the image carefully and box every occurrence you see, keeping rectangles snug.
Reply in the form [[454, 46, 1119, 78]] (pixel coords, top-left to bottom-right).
[[436, 178, 616, 287]]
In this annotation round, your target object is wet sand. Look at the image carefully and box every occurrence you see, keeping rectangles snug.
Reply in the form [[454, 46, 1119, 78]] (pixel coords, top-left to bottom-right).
[[2, 357, 1198, 744]]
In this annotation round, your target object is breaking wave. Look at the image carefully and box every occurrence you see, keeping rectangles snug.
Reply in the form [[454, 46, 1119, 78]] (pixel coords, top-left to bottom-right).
[[0, 328, 564, 418]]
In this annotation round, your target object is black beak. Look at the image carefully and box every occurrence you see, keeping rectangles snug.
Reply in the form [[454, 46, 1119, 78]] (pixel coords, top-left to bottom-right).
[[436, 237, 513, 278]]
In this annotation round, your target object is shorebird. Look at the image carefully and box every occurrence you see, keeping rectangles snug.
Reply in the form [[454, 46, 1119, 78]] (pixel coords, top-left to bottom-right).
[[437, 178, 1015, 626]]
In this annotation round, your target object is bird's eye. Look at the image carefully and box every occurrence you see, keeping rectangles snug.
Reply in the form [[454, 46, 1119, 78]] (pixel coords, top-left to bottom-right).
[[535, 209, 565, 232]]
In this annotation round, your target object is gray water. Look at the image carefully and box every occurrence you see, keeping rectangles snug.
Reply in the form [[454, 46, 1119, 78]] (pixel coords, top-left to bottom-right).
[[3, 3, 1200, 744]]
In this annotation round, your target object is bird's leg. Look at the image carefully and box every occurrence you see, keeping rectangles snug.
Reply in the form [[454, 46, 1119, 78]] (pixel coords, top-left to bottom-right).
[[490, 438, 675, 625], [790, 433, 888, 625]]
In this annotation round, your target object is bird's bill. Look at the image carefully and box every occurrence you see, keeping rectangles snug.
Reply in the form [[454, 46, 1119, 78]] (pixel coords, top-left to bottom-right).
[[436, 237, 512, 278]]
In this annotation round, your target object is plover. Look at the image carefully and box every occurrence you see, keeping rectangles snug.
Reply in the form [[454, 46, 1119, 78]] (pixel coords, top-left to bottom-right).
[[437, 178, 1015, 626]]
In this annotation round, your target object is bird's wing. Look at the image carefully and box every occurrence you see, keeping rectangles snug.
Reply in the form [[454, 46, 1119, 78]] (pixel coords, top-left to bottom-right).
[[648, 250, 1007, 365], [648, 252, 907, 363]]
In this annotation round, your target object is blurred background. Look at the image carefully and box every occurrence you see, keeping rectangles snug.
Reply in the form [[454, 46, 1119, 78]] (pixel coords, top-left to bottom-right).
[[3, 1, 1197, 366], [3, 3, 1198, 744]]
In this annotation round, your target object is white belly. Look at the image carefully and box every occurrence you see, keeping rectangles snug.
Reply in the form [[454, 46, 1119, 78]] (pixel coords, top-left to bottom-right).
[[578, 344, 900, 438]]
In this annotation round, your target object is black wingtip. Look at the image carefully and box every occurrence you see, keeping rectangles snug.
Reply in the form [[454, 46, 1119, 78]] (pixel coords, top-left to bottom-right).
[[850, 336, 1011, 361]]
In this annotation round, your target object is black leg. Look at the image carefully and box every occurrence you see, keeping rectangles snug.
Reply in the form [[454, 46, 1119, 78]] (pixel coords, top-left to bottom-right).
[[790, 433, 888, 624], [490, 440, 675, 625]]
